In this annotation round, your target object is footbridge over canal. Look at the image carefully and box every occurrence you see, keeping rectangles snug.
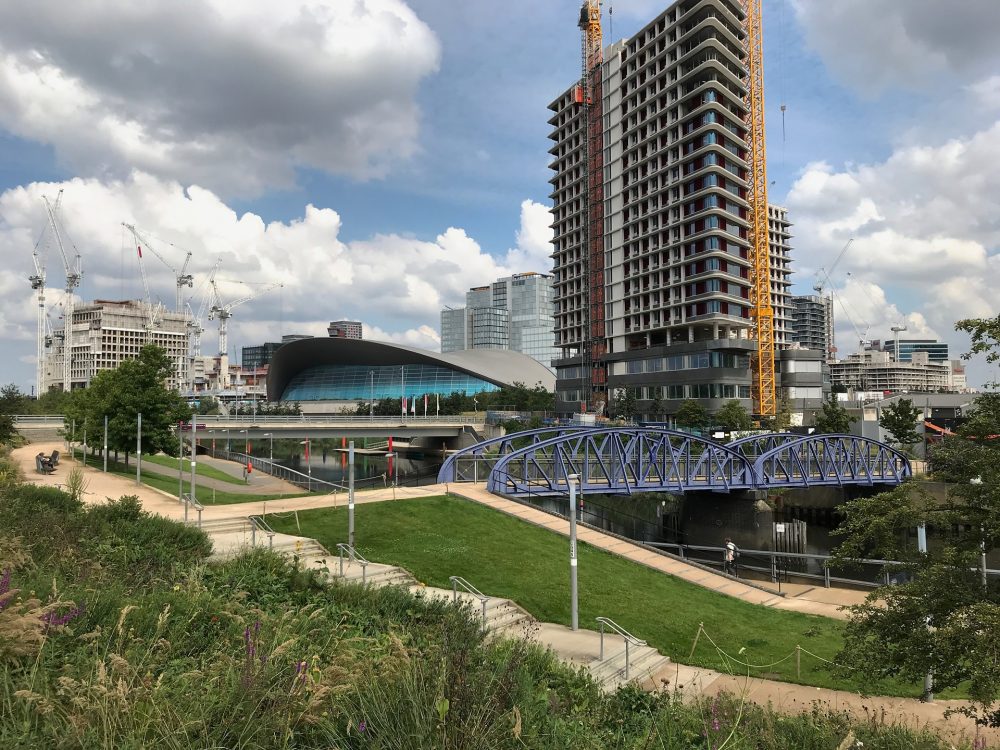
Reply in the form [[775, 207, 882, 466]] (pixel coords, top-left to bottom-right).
[[438, 428, 911, 498]]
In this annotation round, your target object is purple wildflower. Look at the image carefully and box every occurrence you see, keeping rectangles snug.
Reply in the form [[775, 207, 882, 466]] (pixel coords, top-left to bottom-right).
[[358, 720, 367, 733], [41, 602, 86, 629]]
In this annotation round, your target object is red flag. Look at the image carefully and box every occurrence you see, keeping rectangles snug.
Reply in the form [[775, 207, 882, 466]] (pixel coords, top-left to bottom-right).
[[424, 394, 428, 416], [304, 441, 309, 461], [137, 245, 142, 258]]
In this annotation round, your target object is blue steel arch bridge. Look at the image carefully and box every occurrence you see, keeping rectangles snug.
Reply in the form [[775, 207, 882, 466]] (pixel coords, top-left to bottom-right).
[[437, 427, 911, 498]]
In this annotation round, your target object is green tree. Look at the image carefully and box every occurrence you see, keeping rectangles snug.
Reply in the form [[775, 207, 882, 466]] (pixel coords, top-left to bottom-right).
[[715, 400, 753, 431], [879, 398, 921, 449], [832, 316, 1000, 721], [957, 313, 1000, 364], [612, 388, 638, 422], [65, 345, 191, 465], [0, 384, 29, 444], [196, 396, 220, 415], [649, 392, 665, 422], [674, 399, 708, 431], [813, 395, 853, 434]]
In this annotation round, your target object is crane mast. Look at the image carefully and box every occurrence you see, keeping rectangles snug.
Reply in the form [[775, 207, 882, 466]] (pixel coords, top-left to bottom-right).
[[43, 191, 82, 393], [29, 222, 47, 398], [577, 0, 606, 413], [741, 0, 775, 417], [208, 278, 282, 388]]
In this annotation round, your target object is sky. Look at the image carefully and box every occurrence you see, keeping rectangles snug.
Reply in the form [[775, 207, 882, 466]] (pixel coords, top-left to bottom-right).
[[1, 0, 999, 392]]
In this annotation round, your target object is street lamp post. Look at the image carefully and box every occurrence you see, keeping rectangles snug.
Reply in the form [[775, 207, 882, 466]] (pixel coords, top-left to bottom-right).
[[400, 365, 405, 420], [348, 441, 355, 547], [568, 473, 580, 631], [263, 433, 273, 465], [300, 439, 311, 491], [223, 428, 230, 452], [917, 522, 934, 702], [103, 414, 108, 473], [369, 370, 375, 421]]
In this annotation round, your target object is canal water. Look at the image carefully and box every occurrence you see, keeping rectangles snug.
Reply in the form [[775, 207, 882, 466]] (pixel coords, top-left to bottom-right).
[[284, 451, 443, 489]]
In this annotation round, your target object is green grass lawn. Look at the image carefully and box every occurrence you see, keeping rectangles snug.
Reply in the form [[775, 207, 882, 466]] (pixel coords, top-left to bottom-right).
[[75, 453, 310, 505], [268, 494, 927, 697], [138, 453, 246, 485]]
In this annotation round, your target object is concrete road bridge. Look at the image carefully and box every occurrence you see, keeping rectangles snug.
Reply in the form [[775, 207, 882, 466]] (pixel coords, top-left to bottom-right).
[[14, 414, 489, 448], [438, 427, 911, 497]]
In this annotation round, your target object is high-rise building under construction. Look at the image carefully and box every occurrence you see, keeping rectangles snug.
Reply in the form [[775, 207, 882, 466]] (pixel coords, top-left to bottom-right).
[[548, 0, 819, 418]]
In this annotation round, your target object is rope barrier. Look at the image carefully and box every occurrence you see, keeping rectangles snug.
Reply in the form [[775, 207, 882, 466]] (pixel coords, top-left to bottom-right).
[[689, 622, 837, 679]]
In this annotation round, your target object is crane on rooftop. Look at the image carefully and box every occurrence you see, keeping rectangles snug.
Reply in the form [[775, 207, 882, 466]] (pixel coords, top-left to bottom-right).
[[28, 212, 48, 398], [42, 191, 83, 393], [121, 223, 193, 312], [209, 278, 282, 360]]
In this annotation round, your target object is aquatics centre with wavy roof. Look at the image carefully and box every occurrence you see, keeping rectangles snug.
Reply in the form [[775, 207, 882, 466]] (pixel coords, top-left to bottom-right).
[[266, 337, 555, 404]]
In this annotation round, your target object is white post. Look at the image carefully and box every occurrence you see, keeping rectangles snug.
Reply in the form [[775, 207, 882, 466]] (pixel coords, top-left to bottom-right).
[[103, 414, 108, 472], [190, 417, 197, 506], [568, 473, 580, 631], [136, 412, 142, 486], [917, 522, 933, 702], [348, 441, 355, 548]]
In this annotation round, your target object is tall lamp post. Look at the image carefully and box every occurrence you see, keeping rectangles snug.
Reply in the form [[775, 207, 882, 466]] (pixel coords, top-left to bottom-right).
[[223, 428, 230, 452], [299, 439, 312, 491], [239, 428, 249, 455], [263, 432, 273, 464], [568, 473, 580, 631], [369, 369, 375, 421]]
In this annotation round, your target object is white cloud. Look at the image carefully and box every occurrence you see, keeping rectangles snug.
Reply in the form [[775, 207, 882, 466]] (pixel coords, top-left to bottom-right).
[[791, 0, 1000, 96], [785, 120, 1000, 382], [0, 0, 440, 196], [0, 172, 551, 384], [503, 199, 553, 273]]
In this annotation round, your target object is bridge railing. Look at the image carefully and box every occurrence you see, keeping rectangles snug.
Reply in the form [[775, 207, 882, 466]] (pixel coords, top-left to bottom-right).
[[189, 414, 483, 426], [11, 415, 66, 425]]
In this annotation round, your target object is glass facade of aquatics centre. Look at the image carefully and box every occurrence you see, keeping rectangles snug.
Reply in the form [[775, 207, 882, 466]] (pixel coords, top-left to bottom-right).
[[282, 364, 500, 402]]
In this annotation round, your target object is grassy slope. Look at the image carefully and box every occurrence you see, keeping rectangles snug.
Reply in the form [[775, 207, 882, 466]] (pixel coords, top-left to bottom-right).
[[268, 494, 925, 697], [76, 453, 310, 504], [139, 453, 245, 485]]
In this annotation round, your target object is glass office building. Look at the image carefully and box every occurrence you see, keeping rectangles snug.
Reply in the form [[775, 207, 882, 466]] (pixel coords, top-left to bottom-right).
[[283, 363, 499, 401]]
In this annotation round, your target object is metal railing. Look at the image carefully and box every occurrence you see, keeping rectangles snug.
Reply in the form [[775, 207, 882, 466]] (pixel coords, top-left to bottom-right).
[[449, 576, 490, 627], [248, 515, 276, 549], [11, 415, 65, 425], [189, 414, 485, 425], [336, 544, 369, 583], [181, 492, 203, 528], [645, 541, 1000, 588], [596, 617, 647, 681]]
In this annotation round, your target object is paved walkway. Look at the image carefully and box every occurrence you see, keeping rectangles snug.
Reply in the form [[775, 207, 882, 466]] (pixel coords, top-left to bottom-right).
[[14, 443, 442, 521], [446, 483, 866, 620]]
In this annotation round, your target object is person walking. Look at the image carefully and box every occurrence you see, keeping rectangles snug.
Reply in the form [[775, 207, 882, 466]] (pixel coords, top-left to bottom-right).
[[723, 537, 738, 576]]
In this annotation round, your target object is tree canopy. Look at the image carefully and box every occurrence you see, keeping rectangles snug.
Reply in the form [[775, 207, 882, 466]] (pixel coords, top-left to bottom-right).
[[813, 395, 853, 434], [714, 400, 753, 431], [64, 345, 191, 461], [879, 398, 921, 449], [674, 399, 708, 431]]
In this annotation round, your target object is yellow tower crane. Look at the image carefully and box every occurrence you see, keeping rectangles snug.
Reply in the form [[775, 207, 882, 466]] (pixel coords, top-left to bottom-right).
[[742, 0, 776, 417]]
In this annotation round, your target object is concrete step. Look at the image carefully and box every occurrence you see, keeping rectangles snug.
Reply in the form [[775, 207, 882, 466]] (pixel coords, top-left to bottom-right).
[[200, 518, 252, 534], [589, 644, 670, 690]]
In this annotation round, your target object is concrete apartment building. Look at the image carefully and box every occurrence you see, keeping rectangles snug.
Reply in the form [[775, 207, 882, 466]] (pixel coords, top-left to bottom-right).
[[829, 350, 952, 393], [547, 0, 818, 418], [440, 272, 558, 368], [44, 299, 190, 391], [768, 204, 793, 350], [790, 294, 833, 357], [327, 320, 363, 340]]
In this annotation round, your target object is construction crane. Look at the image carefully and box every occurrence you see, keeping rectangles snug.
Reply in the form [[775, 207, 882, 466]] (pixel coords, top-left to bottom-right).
[[812, 238, 854, 359], [122, 223, 165, 339], [577, 0, 606, 413], [187, 260, 220, 391], [890, 324, 908, 362], [208, 278, 282, 361], [28, 216, 48, 398], [742, 0, 775, 417], [121, 223, 193, 311], [816, 267, 870, 355], [42, 191, 82, 393]]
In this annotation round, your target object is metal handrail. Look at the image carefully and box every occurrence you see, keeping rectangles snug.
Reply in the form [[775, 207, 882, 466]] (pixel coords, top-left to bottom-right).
[[596, 617, 647, 681], [211, 449, 388, 493], [180, 492, 204, 528], [449, 576, 490, 626], [188, 414, 485, 425], [248, 515, 276, 549], [336, 543, 369, 583], [645, 541, 1000, 587]]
